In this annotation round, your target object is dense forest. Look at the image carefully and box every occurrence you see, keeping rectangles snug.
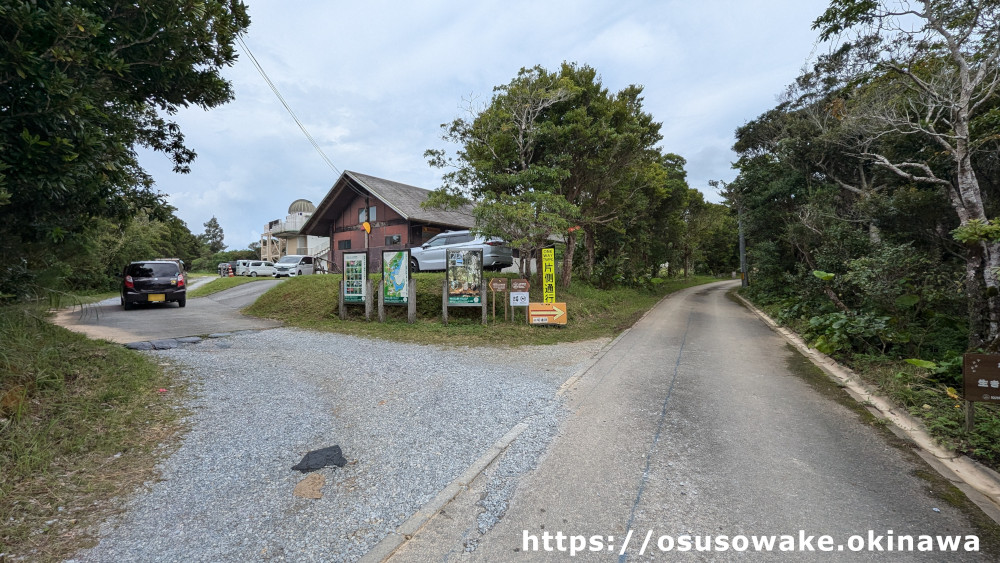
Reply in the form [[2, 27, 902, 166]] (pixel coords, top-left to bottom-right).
[[730, 0, 1000, 363]]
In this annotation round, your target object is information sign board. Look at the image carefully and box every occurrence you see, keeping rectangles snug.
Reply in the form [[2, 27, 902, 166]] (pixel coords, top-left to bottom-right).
[[447, 249, 483, 306], [343, 252, 367, 303], [963, 354, 1000, 403]]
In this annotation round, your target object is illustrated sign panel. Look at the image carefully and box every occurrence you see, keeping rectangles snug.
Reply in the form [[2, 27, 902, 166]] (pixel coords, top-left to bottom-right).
[[343, 252, 367, 303], [447, 249, 483, 306], [382, 250, 410, 305], [510, 292, 529, 307], [963, 354, 1000, 403], [529, 302, 567, 325], [542, 248, 556, 303]]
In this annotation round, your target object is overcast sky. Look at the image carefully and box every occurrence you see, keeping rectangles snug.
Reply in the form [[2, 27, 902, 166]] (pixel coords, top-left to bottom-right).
[[137, 0, 832, 250]]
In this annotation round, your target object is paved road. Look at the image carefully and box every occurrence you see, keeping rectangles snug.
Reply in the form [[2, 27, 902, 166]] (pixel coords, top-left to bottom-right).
[[391, 280, 998, 561], [51, 278, 283, 343]]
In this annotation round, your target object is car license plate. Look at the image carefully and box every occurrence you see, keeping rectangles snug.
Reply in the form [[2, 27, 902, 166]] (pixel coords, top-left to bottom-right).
[[147, 294, 165, 302]]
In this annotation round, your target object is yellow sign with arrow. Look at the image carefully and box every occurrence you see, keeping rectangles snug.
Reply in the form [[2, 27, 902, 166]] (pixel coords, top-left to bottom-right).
[[528, 302, 567, 325]]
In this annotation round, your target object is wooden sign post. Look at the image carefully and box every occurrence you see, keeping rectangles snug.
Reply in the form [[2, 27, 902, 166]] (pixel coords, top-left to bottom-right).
[[509, 278, 530, 323], [962, 353, 1000, 431], [489, 278, 508, 323]]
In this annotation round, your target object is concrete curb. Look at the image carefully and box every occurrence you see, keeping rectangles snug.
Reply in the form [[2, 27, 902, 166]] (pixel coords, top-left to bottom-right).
[[359, 422, 530, 563], [736, 292, 1000, 523]]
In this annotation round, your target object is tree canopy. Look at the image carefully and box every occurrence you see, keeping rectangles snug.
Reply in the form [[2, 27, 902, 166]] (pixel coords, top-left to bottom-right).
[[1, 0, 250, 294], [425, 63, 724, 287], [201, 216, 226, 254], [731, 0, 1000, 356]]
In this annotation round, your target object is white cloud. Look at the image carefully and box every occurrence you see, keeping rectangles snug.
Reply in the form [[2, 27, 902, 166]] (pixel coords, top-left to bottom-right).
[[139, 0, 832, 249]]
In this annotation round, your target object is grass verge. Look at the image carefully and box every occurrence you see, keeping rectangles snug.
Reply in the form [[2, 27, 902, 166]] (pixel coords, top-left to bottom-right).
[[0, 304, 186, 561], [187, 274, 275, 298], [245, 273, 722, 346]]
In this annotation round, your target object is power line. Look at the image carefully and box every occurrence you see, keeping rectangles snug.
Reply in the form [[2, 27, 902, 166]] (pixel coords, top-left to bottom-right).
[[235, 34, 341, 177]]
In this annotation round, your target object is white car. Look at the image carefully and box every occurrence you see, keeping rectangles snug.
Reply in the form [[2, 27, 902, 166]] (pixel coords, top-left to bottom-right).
[[234, 259, 253, 276], [245, 261, 276, 277], [409, 230, 513, 272], [273, 255, 315, 277]]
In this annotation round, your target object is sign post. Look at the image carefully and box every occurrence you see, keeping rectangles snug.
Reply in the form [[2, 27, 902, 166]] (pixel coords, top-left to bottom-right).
[[528, 302, 567, 325], [444, 249, 486, 325], [542, 248, 556, 304], [489, 278, 508, 323], [381, 249, 413, 323], [962, 353, 1000, 431], [342, 252, 368, 320], [509, 278, 529, 323]]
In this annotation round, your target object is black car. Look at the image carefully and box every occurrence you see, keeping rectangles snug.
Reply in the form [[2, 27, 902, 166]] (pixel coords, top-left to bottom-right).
[[121, 261, 187, 310]]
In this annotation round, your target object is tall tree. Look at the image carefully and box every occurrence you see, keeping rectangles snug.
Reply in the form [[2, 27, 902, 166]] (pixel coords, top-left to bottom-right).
[[812, 0, 1000, 348], [202, 216, 227, 254], [0, 0, 250, 293], [426, 63, 662, 288]]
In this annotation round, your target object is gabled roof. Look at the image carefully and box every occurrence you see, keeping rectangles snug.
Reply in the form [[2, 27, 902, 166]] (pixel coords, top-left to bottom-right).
[[300, 171, 474, 236]]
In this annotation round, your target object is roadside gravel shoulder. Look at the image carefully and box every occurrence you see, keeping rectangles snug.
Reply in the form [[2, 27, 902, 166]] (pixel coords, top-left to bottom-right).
[[74, 328, 607, 562]]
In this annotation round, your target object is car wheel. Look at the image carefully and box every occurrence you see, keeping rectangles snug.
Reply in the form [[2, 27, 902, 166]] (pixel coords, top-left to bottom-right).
[[251, 272, 257, 277], [123, 300, 133, 311], [410, 258, 419, 273], [178, 297, 186, 308], [297, 270, 302, 276]]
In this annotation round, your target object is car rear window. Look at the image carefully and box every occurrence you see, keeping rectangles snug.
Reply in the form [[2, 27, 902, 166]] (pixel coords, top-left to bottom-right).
[[127, 263, 179, 277]]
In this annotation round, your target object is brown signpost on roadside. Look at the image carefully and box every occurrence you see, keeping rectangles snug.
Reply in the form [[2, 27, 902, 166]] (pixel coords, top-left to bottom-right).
[[509, 279, 529, 323], [962, 353, 1000, 431], [489, 278, 508, 322]]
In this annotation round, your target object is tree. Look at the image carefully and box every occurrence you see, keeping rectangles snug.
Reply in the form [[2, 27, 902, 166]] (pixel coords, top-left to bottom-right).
[[426, 63, 663, 288], [0, 0, 250, 294], [202, 216, 227, 254], [812, 0, 1000, 348]]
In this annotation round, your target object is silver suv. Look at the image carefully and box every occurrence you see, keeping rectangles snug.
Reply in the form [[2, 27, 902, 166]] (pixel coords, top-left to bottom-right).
[[409, 230, 512, 272]]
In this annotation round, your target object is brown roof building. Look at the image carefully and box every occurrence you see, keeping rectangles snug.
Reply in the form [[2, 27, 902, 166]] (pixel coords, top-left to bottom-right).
[[300, 171, 474, 272]]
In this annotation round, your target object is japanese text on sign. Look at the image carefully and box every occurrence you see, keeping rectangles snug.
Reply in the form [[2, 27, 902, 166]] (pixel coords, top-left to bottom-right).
[[542, 248, 555, 304], [963, 354, 1000, 403]]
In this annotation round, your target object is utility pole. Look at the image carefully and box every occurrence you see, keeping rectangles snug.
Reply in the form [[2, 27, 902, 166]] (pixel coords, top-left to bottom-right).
[[364, 195, 370, 251]]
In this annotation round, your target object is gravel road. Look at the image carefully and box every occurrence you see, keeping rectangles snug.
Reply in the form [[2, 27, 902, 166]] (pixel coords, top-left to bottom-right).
[[74, 328, 607, 562]]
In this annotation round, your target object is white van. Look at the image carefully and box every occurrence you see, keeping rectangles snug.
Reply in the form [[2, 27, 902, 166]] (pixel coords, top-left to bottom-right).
[[234, 259, 253, 276], [245, 261, 275, 277], [273, 255, 314, 277]]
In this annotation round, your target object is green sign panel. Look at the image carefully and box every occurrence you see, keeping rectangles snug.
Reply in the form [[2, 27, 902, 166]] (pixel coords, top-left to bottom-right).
[[343, 252, 367, 303], [382, 250, 410, 305], [447, 249, 483, 306]]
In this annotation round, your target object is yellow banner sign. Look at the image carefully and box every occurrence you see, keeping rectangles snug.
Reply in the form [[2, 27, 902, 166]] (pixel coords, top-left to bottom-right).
[[542, 248, 555, 304]]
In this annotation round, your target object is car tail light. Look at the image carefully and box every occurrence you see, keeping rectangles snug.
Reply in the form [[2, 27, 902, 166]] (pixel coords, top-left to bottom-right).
[[124, 275, 134, 289], [177, 274, 185, 288], [486, 241, 503, 246]]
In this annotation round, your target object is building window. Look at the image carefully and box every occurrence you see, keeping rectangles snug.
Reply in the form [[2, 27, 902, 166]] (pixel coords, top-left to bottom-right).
[[338, 240, 351, 250], [358, 206, 376, 223], [385, 234, 401, 246]]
